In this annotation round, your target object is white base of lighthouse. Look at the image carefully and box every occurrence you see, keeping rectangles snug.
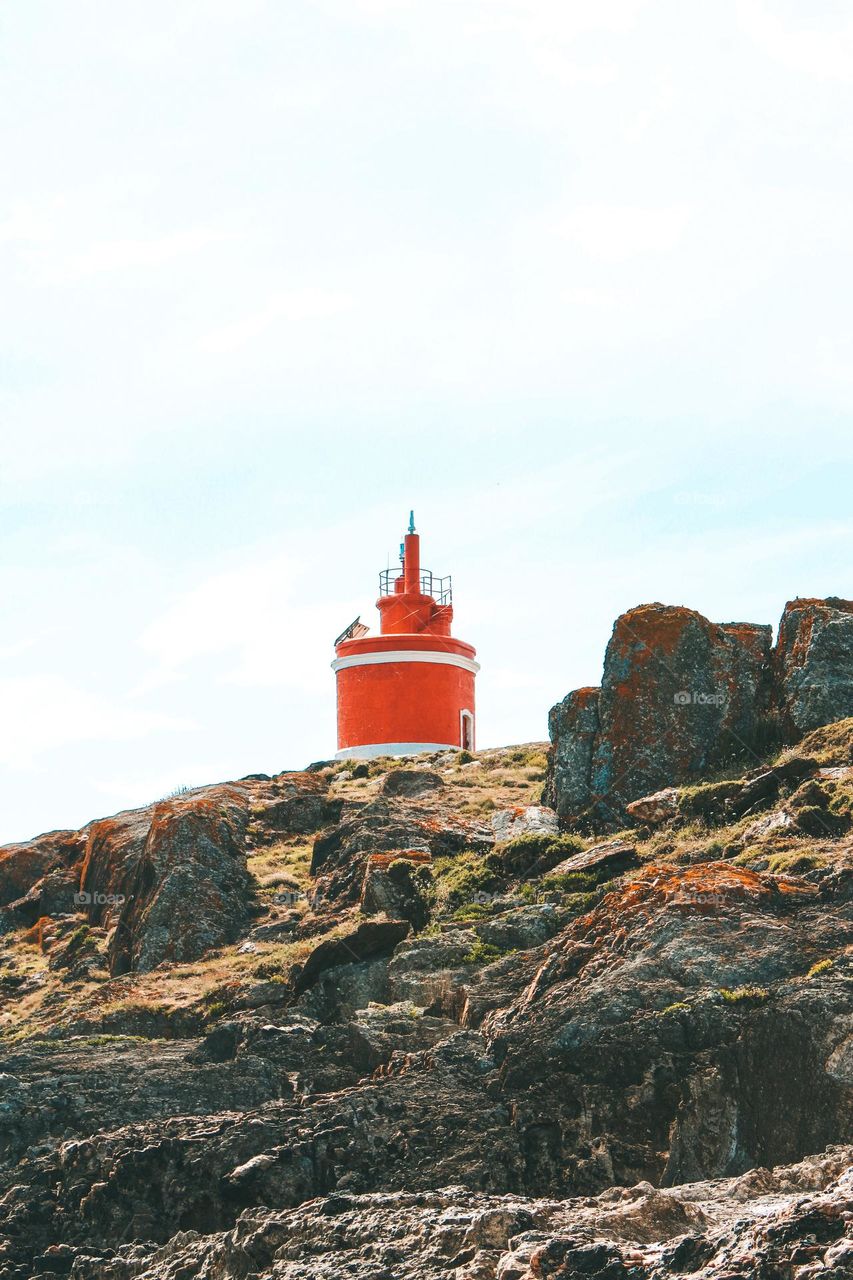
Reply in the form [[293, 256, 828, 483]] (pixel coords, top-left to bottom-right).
[[335, 741, 455, 761]]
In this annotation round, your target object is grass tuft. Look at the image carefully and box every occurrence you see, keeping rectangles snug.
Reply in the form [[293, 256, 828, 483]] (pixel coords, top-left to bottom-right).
[[719, 985, 769, 1003]]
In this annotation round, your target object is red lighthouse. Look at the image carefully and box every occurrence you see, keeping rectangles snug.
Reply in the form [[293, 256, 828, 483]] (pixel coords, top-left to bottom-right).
[[333, 514, 479, 759]]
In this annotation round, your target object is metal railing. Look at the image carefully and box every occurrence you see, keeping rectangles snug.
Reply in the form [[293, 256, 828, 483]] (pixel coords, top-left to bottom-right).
[[378, 568, 453, 605]]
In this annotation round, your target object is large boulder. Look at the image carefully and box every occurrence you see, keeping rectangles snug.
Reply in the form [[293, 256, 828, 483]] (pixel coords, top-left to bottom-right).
[[774, 597, 853, 735], [490, 805, 559, 844], [105, 785, 256, 975], [591, 606, 772, 825], [292, 917, 411, 996], [380, 768, 445, 798], [547, 598, 853, 830], [0, 829, 84, 911], [547, 605, 772, 829], [547, 838, 639, 881], [542, 687, 600, 823]]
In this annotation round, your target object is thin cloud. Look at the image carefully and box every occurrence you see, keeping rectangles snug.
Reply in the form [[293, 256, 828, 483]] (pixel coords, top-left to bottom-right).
[[737, 1, 853, 80], [46, 227, 234, 284], [138, 552, 359, 693], [198, 289, 354, 355], [0, 676, 191, 768], [555, 203, 691, 261]]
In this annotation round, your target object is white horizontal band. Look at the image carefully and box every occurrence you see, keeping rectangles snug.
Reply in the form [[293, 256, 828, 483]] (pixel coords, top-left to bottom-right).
[[335, 742, 457, 760], [332, 649, 480, 675]]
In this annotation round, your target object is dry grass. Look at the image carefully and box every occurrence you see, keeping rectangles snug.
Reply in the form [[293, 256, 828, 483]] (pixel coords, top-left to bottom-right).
[[327, 743, 550, 820], [248, 837, 313, 899], [639, 819, 746, 866], [0, 920, 351, 1042], [783, 717, 853, 768]]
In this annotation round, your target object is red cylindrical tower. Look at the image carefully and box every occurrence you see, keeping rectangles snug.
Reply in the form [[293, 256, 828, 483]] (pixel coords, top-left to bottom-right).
[[333, 515, 478, 759]]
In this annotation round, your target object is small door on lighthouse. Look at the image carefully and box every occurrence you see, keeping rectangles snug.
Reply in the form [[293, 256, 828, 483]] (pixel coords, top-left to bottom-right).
[[460, 710, 474, 751]]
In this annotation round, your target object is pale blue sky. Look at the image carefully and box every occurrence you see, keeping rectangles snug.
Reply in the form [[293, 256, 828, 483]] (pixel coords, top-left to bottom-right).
[[1, 1, 852, 843]]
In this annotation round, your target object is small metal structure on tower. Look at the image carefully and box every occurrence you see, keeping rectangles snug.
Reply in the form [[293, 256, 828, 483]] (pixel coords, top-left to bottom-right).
[[332, 514, 479, 759]]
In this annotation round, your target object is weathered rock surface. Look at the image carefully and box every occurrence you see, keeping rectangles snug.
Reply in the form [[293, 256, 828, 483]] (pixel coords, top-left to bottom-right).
[[1, 850, 849, 1275], [0, 735, 851, 1276], [544, 687, 601, 824], [311, 792, 493, 908], [106, 786, 257, 974], [0, 1037, 290, 1166], [64, 1146, 853, 1280], [547, 837, 640, 881], [380, 767, 445, 797], [0, 828, 85, 913], [775, 596, 853, 735], [292, 917, 411, 995], [490, 805, 559, 843], [547, 597, 853, 829], [359, 851, 431, 927], [0, 771, 336, 975], [626, 787, 679, 826], [489, 860, 853, 1190]]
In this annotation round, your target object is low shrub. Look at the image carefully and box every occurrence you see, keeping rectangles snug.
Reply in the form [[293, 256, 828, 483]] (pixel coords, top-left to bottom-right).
[[765, 850, 828, 875], [719, 985, 769, 1003], [788, 778, 853, 837], [541, 869, 602, 894], [497, 832, 585, 877], [452, 901, 500, 923], [429, 852, 502, 912], [461, 939, 513, 966], [678, 780, 744, 824], [559, 891, 598, 915]]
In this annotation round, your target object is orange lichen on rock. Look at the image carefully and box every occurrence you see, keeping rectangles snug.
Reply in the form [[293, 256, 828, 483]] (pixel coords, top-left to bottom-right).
[[0, 830, 84, 908], [24, 915, 56, 953], [623, 861, 772, 906], [367, 849, 432, 870], [568, 862, 814, 952], [773, 597, 853, 735], [614, 604, 715, 660], [550, 601, 775, 829]]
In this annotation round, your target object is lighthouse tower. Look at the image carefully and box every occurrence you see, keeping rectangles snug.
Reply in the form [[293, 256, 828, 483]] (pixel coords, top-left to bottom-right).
[[333, 514, 479, 759]]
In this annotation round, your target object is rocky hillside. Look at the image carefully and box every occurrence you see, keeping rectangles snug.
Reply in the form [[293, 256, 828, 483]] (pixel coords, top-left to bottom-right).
[[0, 718, 851, 1272]]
